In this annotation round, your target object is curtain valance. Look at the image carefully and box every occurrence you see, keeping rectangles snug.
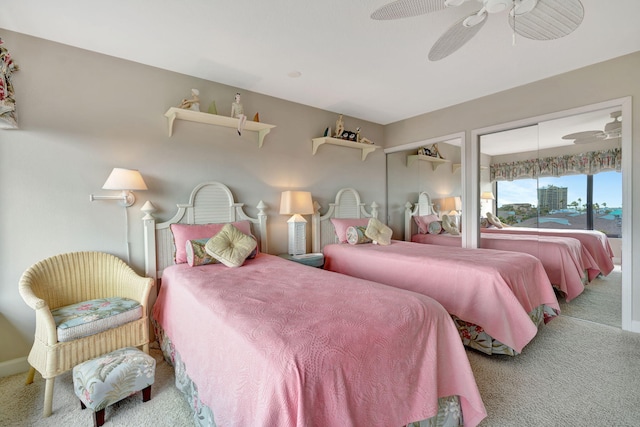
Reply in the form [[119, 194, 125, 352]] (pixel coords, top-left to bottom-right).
[[490, 148, 621, 182]]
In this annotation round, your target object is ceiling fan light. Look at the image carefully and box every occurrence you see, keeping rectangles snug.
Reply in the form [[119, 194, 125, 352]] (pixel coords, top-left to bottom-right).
[[463, 11, 487, 27], [485, 0, 510, 14]]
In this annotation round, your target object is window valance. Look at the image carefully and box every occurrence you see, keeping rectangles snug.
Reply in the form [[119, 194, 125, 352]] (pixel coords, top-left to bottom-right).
[[490, 148, 621, 182]]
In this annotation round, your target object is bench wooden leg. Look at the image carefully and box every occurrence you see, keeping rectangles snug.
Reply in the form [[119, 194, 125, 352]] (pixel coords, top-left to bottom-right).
[[94, 408, 105, 427], [142, 385, 152, 402]]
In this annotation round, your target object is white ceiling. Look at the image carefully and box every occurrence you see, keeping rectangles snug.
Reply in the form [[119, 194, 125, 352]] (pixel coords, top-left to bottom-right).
[[1, 0, 639, 126]]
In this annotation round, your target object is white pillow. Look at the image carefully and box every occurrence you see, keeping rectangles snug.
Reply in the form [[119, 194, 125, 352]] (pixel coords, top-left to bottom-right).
[[441, 215, 460, 235], [365, 218, 392, 246], [205, 224, 257, 268], [486, 212, 503, 229]]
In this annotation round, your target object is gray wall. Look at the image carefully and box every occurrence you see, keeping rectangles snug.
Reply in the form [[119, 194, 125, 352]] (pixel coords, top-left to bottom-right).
[[0, 30, 385, 365]]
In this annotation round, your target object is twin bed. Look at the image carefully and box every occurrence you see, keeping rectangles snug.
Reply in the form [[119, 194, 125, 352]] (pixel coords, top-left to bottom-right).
[[313, 188, 560, 356], [144, 182, 486, 427]]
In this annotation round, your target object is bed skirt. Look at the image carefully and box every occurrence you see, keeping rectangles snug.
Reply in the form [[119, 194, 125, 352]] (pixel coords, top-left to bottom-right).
[[453, 304, 557, 356], [153, 320, 464, 427]]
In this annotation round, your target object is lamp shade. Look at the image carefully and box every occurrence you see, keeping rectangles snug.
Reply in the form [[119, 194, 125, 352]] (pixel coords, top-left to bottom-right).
[[102, 168, 148, 191], [481, 191, 495, 200], [440, 196, 461, 212], [279, 191, 314, 215]]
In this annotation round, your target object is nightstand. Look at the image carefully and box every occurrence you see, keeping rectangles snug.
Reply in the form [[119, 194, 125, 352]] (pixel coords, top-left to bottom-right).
[[278, 252, 325, 268]]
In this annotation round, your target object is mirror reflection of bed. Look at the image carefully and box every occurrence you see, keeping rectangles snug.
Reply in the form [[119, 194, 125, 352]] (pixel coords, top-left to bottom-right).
[[478, 106, 622, 328], [386, 103, 624, 329]]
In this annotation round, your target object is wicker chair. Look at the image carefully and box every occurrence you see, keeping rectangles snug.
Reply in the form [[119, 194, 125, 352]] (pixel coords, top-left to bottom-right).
[[18, 251, 154, 417]]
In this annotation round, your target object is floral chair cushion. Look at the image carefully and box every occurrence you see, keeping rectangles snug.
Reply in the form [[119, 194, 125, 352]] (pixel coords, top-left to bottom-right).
[[52, 297, 142, 342], [73, 347, 155, 412]]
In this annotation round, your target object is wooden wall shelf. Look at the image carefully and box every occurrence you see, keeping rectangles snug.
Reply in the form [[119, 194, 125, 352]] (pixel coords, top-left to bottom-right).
[[407, 154, 450, 170], [312, 137, 379, 161], [164, 107, 276, 147]]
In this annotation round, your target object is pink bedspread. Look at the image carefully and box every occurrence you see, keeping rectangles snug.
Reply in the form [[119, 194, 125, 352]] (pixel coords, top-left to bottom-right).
[[412, 233, 587, 302], [153, 253, 486, 427], [482, 227, 614, 280], [323, 241, 560, 353]]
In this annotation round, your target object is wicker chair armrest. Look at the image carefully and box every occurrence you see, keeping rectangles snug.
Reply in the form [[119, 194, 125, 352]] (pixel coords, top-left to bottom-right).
[[34, 305, 59, 345], [111, 263, 155, 308], [19, 280, 48, 310]]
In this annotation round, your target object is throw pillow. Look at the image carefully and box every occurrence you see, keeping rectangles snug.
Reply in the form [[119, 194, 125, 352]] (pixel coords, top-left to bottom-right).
[[205, 223, 257, 268], [365, 218, 392, 245]]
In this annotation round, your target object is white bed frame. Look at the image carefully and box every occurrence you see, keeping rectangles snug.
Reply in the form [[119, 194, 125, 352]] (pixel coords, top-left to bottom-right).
[[311, 188, 379, 253], [142, 182, 268, 279], [404, 191, 437, 241]]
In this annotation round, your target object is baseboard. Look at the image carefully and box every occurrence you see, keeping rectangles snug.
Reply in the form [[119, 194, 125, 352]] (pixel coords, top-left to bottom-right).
[[0, 356, 29, 378], [629, 320, 640, 334]]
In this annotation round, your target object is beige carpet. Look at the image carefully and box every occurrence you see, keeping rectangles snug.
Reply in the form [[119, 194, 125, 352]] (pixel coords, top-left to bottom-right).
[[468, 315, 640, 426], [558, 265, 622, 328], [0, 343, 193, 427]]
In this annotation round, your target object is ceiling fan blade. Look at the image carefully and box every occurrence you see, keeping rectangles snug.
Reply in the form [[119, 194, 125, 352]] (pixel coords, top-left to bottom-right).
[[428, 12, 487, 61], [371, 0, 448, 20], [509, 0, 584, 41], [572, 137, 606, 144], [562, 131, 605, 141]]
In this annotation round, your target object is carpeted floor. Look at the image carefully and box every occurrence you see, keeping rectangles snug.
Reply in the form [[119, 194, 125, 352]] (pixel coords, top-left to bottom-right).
[[467, 315, 640, 426], [558, 265, 622, 328], [0, 343, 193, 427]]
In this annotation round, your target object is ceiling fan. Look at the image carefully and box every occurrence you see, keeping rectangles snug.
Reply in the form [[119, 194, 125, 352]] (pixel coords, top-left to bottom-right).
[[562, 111, 622, 144], [370, 0, 584, 61]]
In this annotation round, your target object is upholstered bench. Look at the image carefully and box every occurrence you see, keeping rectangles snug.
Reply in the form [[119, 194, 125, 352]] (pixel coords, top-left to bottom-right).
[[72, 347, 155, 427]]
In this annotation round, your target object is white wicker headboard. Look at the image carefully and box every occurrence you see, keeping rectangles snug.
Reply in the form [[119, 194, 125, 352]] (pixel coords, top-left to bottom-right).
[[311, 188, 378, 252], [404, 192, 436, 241], [142, 182, 267, 279]]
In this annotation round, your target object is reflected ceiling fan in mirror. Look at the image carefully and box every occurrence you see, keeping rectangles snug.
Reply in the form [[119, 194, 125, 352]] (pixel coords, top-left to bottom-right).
[[370, 0, 584, 61], [562, 111, 622, 144]]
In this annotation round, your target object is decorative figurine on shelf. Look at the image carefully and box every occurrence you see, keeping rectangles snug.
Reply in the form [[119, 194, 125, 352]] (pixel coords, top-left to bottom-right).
[[207, 100, 217, 115], [431, 143, 444, 159], [418, 144, 443, 158], [0, 37, 19, 129], [231, 92, 247, 136], [253, 112, 260, 122], [334, 114, 344, 138], [355, 127, 374, 144], [418, 146, 432, 156], [178, 88, 200, 111]]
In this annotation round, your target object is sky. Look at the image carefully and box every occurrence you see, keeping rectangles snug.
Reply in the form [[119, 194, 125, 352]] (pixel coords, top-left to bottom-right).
[[497, 171, 622, 209]]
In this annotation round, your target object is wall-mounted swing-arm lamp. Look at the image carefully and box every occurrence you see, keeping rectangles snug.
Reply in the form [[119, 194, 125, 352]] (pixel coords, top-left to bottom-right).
[[90, 168, 148, 207]]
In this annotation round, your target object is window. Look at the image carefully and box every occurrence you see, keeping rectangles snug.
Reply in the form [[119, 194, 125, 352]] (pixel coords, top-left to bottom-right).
[[496, 171, 621, 237]]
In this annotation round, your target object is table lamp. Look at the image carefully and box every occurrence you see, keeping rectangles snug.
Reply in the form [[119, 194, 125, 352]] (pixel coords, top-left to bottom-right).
[[280, 191, 314, 255]]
